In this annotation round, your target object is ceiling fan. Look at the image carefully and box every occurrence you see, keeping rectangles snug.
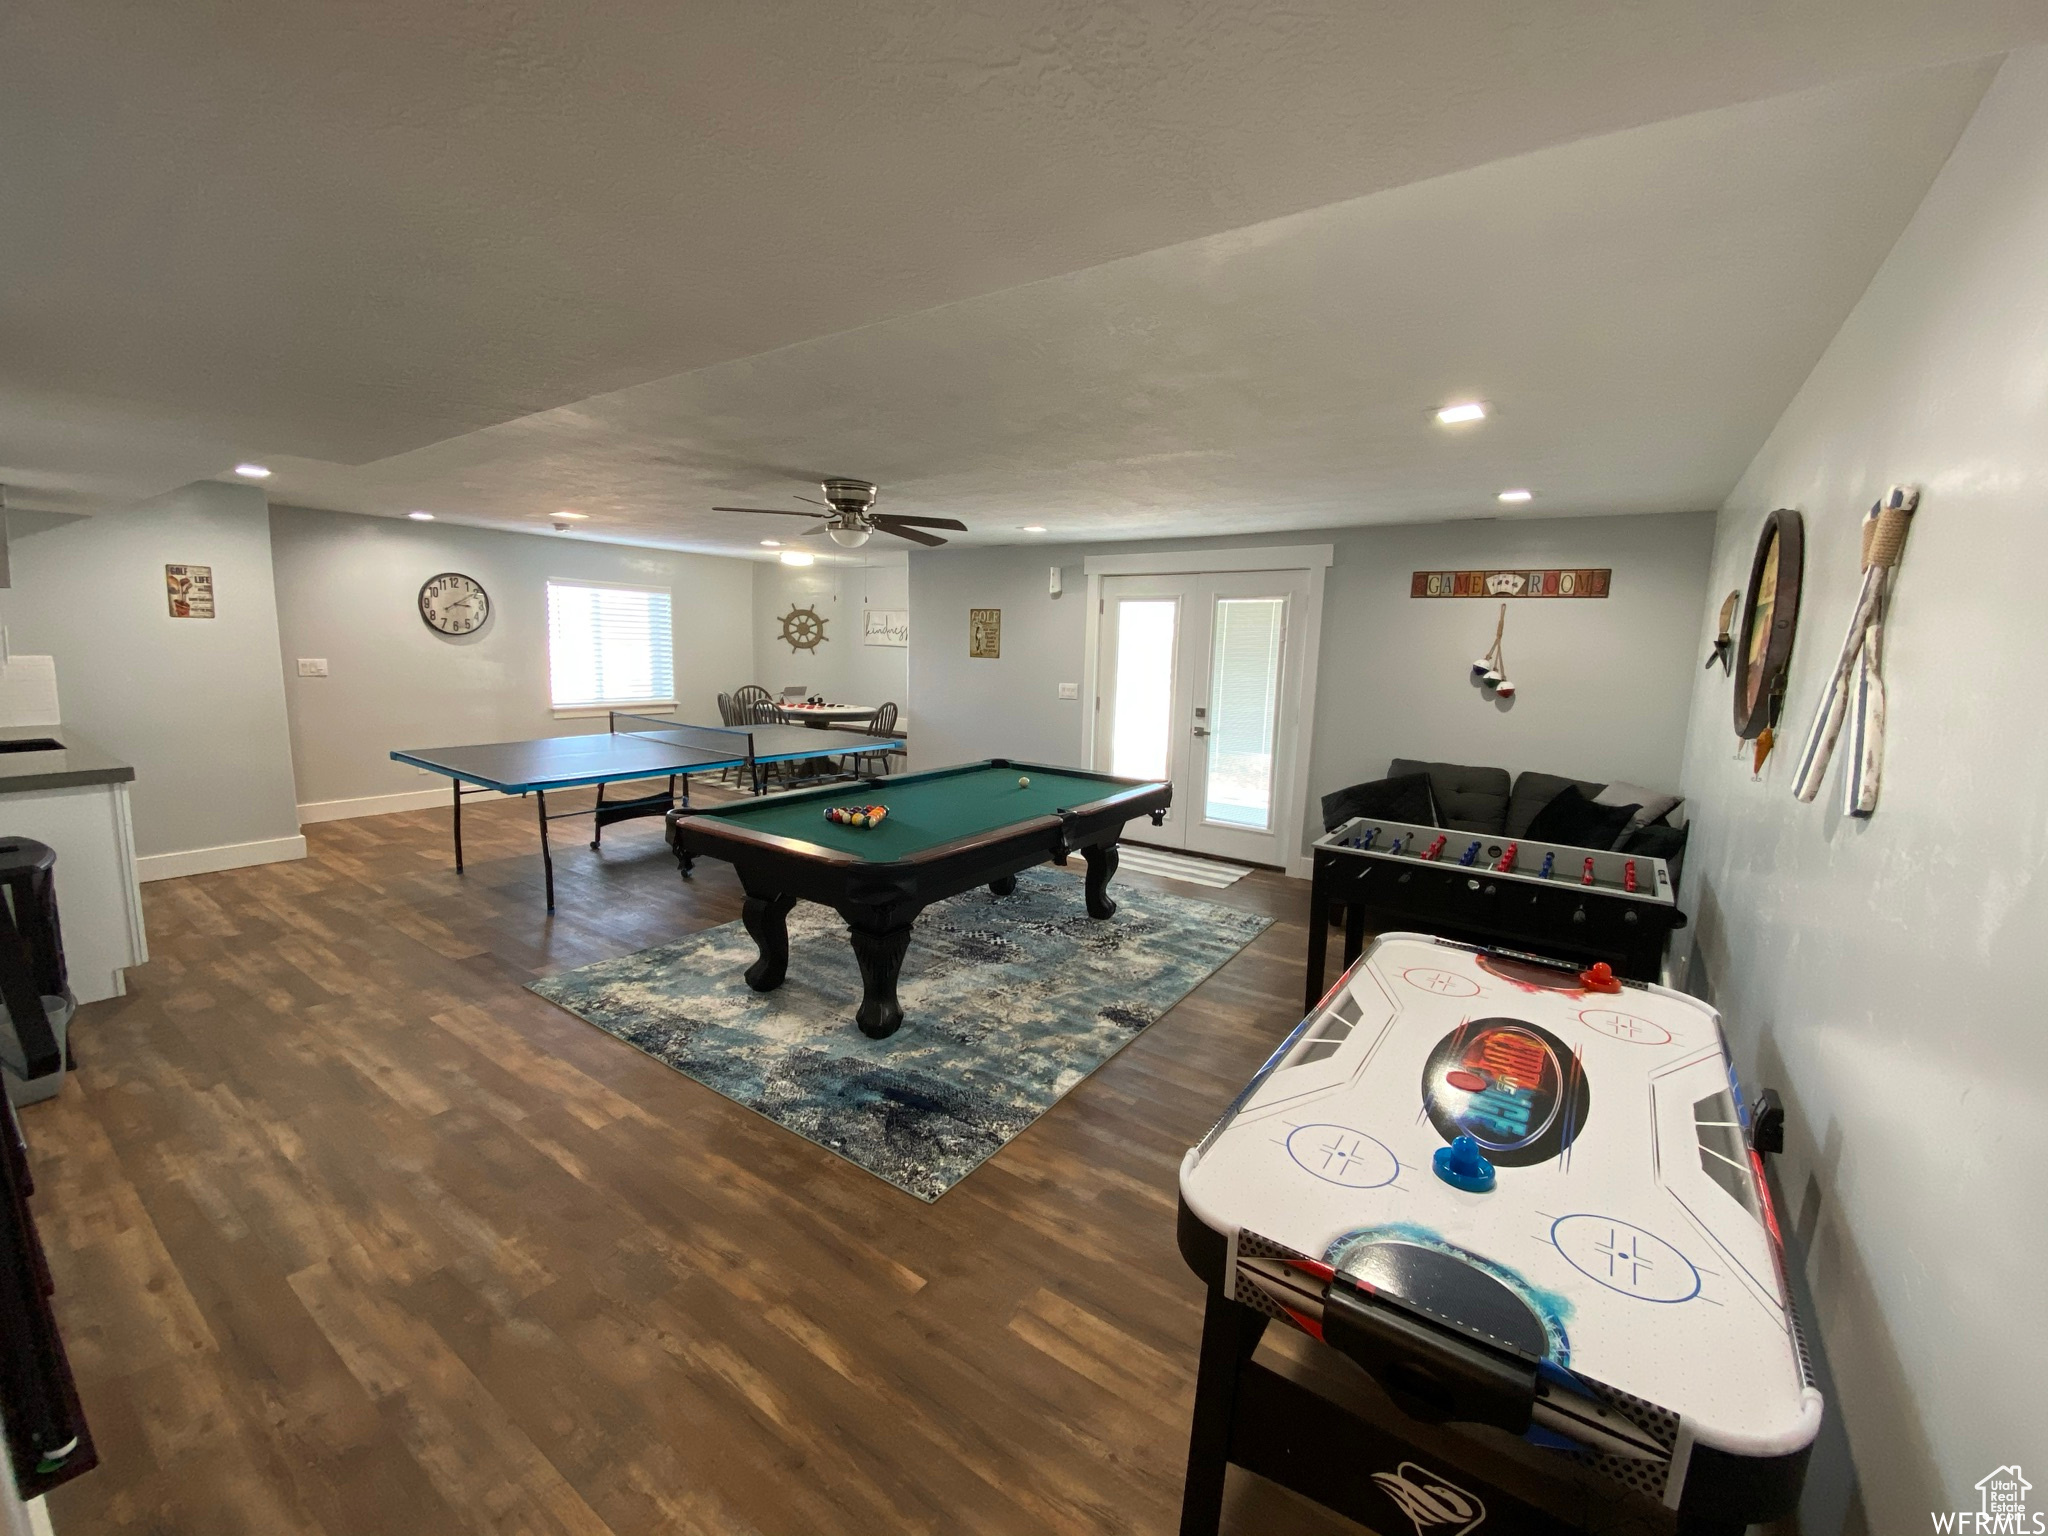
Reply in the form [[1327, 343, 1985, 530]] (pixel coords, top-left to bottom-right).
[[713, 478, 966, 548]]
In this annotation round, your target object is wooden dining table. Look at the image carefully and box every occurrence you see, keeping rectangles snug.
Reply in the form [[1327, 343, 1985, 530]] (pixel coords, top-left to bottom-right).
[[776, 703, 878, 727]]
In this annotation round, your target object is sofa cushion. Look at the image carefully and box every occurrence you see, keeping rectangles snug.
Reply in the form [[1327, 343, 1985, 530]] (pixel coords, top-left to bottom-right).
[[1618, 820, 1690, 885], [1390, 759, 1510, 834], [1322, 772, 1438, 832], [1594, 780, 1683, 834], [1524, 784, 1640, 850], [1505, 771, 1608, 838]]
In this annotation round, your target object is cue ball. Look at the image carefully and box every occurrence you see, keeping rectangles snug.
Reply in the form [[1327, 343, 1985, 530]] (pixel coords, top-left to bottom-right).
[[1018, 776, 1031, 788]]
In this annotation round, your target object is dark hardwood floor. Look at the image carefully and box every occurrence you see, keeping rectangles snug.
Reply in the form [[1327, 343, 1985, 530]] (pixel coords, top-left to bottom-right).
[[25, 789, 1376, 1535]]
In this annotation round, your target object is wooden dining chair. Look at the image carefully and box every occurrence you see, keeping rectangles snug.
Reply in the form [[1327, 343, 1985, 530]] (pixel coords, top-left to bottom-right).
[[729, 685, 797, 789], [843, 702, 903, 777], [712, 693, 742, 782]]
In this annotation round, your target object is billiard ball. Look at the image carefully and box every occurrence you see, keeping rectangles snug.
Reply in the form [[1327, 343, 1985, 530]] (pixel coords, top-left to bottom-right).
[[1018, 775, 1031, 789]]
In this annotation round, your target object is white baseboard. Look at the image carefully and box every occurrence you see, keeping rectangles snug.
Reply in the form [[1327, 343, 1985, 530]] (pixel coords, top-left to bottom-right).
[[136, 834, 308, 883], [297, 785, 508, 823]]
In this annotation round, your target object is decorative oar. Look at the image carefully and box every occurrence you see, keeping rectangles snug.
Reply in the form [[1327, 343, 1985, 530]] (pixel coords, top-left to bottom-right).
[[1790, 485, 1917, 806]]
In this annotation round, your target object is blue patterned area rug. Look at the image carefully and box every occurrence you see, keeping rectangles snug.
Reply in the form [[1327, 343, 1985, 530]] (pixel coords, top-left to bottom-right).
[[528, 867, 1272, 1201]]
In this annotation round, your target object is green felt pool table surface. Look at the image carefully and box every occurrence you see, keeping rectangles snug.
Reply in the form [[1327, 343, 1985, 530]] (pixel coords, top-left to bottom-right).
[[687, 763, 1143, 861]]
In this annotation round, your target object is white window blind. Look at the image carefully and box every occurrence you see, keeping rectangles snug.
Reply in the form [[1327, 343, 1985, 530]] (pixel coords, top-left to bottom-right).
[[545, 581, 675, 710]]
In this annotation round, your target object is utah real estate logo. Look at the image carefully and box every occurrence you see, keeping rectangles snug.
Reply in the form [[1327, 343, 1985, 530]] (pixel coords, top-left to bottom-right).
[[1933, 1466, 2040, 1533]]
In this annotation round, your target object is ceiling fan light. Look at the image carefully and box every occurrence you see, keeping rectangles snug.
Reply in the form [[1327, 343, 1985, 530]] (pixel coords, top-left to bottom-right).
[[827, 525, 871, 548]]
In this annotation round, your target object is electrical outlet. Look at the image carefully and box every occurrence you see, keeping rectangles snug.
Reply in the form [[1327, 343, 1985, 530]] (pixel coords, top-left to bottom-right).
[[297, 658, 329, 677], [1057, 682, 1078, 700]]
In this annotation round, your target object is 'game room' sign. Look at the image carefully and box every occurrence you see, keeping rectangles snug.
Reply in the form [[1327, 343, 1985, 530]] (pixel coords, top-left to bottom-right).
[[1411, 568, 1611, 599]]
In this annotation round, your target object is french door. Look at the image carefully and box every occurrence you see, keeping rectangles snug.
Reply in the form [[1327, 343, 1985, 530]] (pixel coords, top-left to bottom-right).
[[1094, 570, 1311, 867]]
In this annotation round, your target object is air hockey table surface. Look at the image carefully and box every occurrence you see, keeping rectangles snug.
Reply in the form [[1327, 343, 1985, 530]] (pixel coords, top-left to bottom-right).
[[1178, 932, 1822, 1522]]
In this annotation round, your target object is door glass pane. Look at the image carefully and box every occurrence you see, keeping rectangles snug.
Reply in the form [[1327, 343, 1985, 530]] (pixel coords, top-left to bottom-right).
[[1110, 599, 1177, 781], [1205, 597, 1284, 829]]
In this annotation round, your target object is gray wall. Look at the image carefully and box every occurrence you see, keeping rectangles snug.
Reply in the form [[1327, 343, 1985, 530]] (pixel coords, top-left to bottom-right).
[[1675, 48, 2048, 1525], [0, 480, 300, 859], [750, 556, 909, 717], [909, 512, 1715, 859], [270, 505, 754, 809]]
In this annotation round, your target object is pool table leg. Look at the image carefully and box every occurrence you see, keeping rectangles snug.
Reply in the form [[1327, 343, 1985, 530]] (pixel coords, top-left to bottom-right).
[[843, 911, 913, 1039], [1081, 840, 1120, 919], [740, 892, 796, 991]]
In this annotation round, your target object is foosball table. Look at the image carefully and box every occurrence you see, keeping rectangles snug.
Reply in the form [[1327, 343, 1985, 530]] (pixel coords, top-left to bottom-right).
[[1305, 816, 1686, 1011]]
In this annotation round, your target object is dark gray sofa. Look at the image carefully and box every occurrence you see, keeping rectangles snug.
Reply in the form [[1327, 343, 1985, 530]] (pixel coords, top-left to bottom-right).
[[1335, 757, 1689, 882]]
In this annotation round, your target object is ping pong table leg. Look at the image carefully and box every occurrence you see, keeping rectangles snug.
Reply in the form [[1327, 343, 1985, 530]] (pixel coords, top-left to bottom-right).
[[452, 779, 464, 874], [536, 789, 557, 912]]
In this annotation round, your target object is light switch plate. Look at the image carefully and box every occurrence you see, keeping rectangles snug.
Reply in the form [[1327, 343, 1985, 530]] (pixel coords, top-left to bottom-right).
[[297, 658, 329, 677], [1057, 682, 1079, 699]]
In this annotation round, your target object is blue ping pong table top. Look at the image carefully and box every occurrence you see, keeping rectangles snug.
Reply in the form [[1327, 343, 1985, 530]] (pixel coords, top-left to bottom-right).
[[392, 721, 896, 796]]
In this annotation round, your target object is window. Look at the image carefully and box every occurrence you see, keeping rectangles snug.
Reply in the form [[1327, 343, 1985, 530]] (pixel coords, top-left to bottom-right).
[[545, 581, 674, 712], [1203, 596, 1285, 830]]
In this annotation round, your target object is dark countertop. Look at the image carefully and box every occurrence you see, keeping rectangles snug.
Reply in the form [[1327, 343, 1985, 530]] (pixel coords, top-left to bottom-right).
[[0, 724, 136, 793]]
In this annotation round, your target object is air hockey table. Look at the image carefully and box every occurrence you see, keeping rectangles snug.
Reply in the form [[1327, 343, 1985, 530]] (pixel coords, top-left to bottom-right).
[[1176, 934, 1820, 1536]]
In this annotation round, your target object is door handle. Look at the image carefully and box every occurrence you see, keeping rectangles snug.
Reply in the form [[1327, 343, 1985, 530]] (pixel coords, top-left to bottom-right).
[[1192, 727, 1211, 737]]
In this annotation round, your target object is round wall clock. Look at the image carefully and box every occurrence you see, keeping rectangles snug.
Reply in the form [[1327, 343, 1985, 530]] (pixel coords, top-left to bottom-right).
[[1733, 510, 1804, 739], [419, 572, 490, 636]]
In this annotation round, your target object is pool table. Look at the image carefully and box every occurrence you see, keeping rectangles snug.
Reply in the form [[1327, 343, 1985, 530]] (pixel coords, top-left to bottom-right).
[[665, 760, 1172, 1038]]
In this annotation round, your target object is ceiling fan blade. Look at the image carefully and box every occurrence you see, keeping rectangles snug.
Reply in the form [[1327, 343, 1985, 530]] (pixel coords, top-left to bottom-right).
[[793, 494, 827, 506], [874, 514, 968, 532], [711, 506, 819, 518], [798, 523, 833, 538], [880, 523, 947, 547]]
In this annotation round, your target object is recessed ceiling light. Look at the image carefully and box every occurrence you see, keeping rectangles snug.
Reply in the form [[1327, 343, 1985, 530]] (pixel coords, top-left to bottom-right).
[[407, 510, 435, 520], [233, 462, 272, 479], [1435, 402, 1487, 425], [554, 510, 589, 520], [760, 539, 781, 547], [1497, 489, 1533, 503], [1019, 525, 1047, 533], [779, 549, 815, 566]]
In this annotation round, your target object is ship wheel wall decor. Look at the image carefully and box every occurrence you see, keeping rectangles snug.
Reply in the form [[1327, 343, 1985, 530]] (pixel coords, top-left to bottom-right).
[[780, 605, 828, 653]]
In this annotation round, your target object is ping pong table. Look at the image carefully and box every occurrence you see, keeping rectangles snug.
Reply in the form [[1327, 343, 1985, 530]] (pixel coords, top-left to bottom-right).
[[392, 713, 896, 911]]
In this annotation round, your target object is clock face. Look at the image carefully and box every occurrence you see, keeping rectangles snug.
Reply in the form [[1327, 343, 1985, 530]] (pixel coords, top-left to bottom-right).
[[419, 572, 490, 635]]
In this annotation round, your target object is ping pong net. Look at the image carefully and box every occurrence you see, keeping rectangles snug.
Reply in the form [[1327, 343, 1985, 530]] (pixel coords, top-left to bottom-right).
[[608, 713, 754, 764]]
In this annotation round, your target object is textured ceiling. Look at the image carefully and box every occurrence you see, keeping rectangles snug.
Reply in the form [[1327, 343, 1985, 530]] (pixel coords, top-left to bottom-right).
[[261, 59, 1996, 556], [1, 3, 2041, 545]]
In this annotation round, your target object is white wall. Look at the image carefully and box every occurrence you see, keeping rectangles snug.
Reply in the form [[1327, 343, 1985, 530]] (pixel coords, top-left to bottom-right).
[[1674, 48, 2048, 1529], [269, 506, 755, 814], [750, 556, 908, 718], [0, 481, 301, 869], [910, 513, 1714, 859]]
